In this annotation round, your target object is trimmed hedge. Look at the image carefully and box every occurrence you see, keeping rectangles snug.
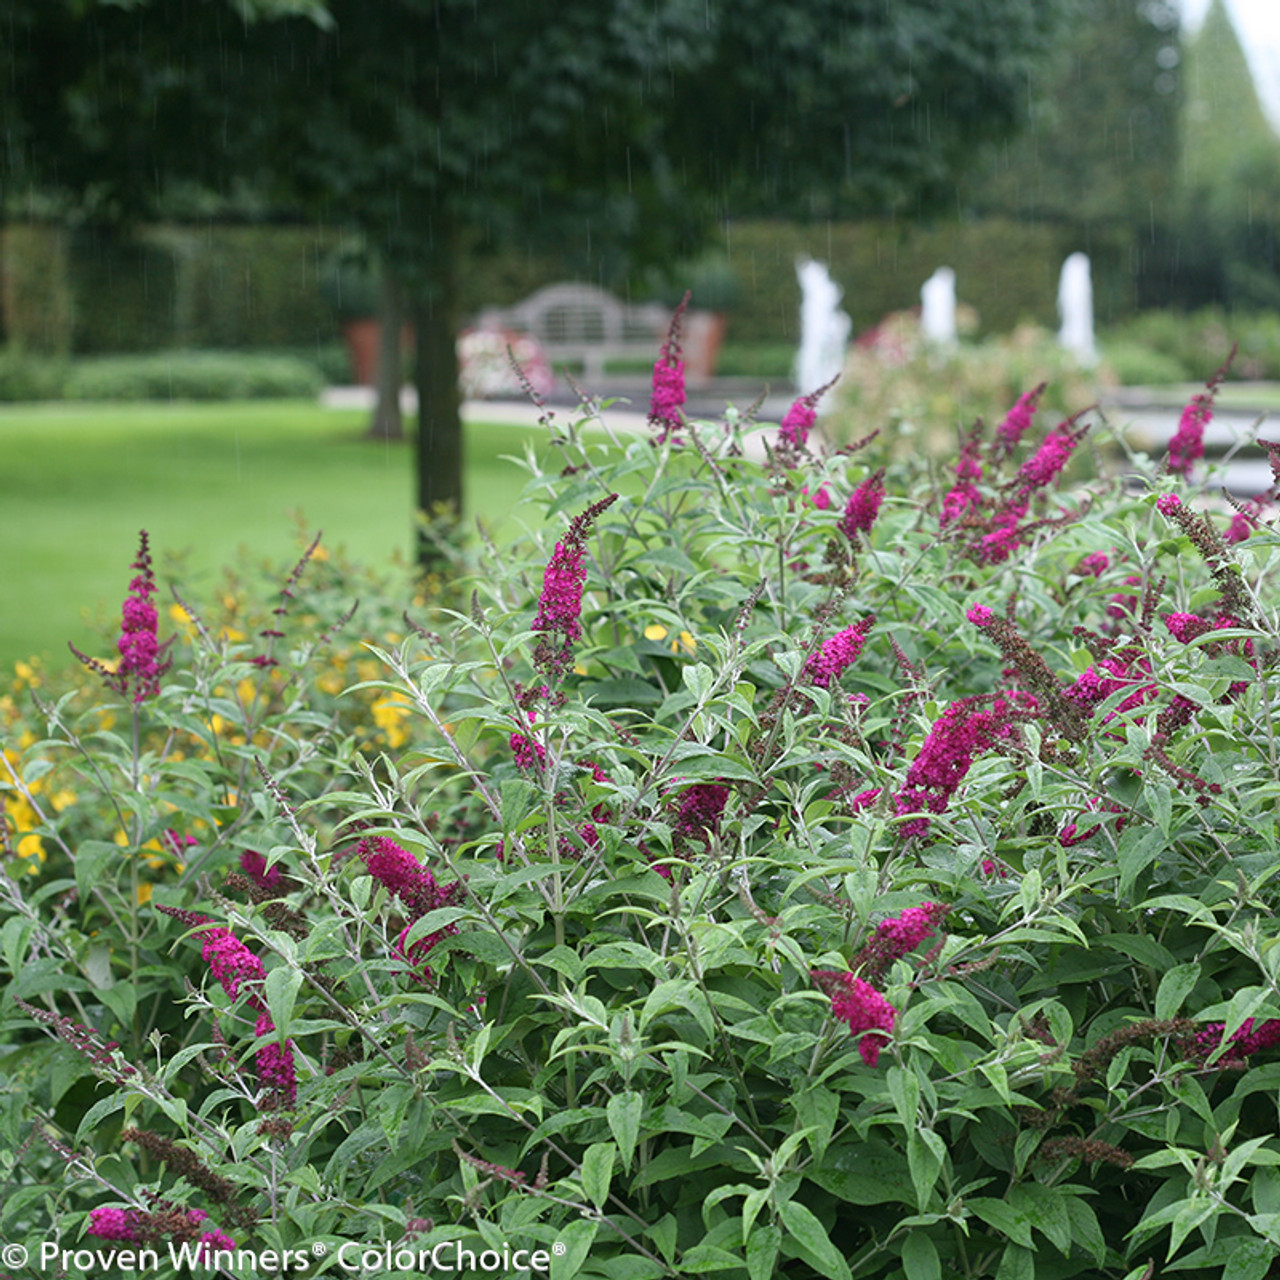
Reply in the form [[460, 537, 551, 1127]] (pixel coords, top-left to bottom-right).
[[63, 351, 324, 401]]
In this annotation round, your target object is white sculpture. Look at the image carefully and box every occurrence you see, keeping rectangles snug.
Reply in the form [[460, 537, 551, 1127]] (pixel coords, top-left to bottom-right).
[[1058, 252, 1097, 365], [794, 258, 852, 400], [920, 267, 957, 345]]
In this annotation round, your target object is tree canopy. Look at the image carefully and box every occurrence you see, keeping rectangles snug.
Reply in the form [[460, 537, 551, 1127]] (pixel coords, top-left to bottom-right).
[[3, 0, 1074, 558]]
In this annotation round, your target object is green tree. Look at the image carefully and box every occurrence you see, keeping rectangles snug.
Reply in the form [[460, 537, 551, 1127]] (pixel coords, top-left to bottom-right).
[[960, 0, 1182, 230], [1171, 0, 1280, 308], [4, 0, 1072, 563]]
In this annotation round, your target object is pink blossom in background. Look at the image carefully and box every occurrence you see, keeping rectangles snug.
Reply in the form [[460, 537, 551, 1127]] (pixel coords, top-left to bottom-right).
[[841, 469, 886, 539], [779, 396, 817, 451], [673, 783, 730, 848], [198, 1231, 238, 1260], [1077, 552, 1110, 577], [1156, 493, 1181, 515], [811, 970, 897, 1066], [254, 1011, 297, 1108], [239, 849, 283, 892], [649, 293, 689, 444], [89, 1207, 139, 1241], [200, 928, 266, 1002], [995, 383, 1046, 456], [532, 494, 619, 679], [116, 531, 172, 703], [804, 617, 875, 688], [801, 485, 832, 510]]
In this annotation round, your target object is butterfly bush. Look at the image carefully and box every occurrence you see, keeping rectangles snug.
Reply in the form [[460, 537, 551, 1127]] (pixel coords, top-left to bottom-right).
[[7, 345, 1280, 1278]]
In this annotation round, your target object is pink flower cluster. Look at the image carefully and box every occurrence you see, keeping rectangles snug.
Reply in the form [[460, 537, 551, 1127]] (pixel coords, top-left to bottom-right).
[[840, 469, 886, 539], [157, 907, 297, 1109], [1076, 552, 1110, 578], [1167, 353, 1232, 476], [811, 900, 948, 1067], [239, 849, 284, 893], [995, 383, 1045, 457], [672, 783, 730, 850], [88, 1205, 236, 1256], [357, 835, 463, 982], [801, 485, 832, 510], [1188, 1017, 1280, 1066], [853, 901, 949, 984], [1063, 651, 1154, 722], [893, 696, 1021, 839], [116, 531, 168, 703], [255, 1011, 297, 1108], [778, 396, 817, 451], [803, 617, 874, 688], [811, 971, 897, 1066], [1016, 423, 1084, 490], [200, 929, 267, 1002], [532, 494, 619, 679], [649, 294, 689, 445]]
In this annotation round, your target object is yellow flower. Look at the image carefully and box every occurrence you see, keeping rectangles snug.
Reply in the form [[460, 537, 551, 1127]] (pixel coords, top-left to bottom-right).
[[316, 669, 345, 696], [169, 603, 198, 635], [7, 802, 43, 864], [643, 624, 696, 654], [13, 660, 40, 689], [311, 543, 330, 562], [236, 678, 257, 706], [372, 696, 410, 748], [137, 882, 154, 905]]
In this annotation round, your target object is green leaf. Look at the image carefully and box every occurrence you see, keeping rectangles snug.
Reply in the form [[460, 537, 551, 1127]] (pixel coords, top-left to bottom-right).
[[778, 1200, 851, 1280], [1223, 1240, 1277, 1280], [265, 964, 302, 1040], [969, 1198, 1035, 1249], [580, 1141, 614, 1210], [907, 1130, 946, 1209], [550, 1218, 599, 1280], [1065, 1196, 1106, 1265], [607, 1091, 643, 1172], [76, 1094, 126, 1144], [888, 1065, 920, 1129], [902, 1231, 941, 1280], [746, 1224, 781, 1280], [1157, 962, 1201, 1021], [995, 1243, 1034, 1280], [677, 1246, 743, 1273]]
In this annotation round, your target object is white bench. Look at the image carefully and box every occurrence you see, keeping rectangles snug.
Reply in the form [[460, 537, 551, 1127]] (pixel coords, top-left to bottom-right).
[[473, 282, 672, 380]]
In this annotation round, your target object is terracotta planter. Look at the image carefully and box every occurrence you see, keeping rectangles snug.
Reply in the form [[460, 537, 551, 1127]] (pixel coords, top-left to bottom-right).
[[341, 319, 415, 385], [684, 310, 728, 383]]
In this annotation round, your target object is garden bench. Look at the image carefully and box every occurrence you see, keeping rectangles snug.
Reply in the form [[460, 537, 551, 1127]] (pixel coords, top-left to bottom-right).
[[473, 282, 671, 380]]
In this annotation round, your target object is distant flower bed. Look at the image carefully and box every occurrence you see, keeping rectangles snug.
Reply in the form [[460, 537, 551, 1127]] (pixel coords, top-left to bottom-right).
[[5, 315, 1280, 1277]]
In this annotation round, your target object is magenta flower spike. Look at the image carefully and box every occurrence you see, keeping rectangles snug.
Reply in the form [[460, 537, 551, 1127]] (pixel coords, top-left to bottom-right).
[[840, 469, 886, 540], [804, 617, 875, 688], [1167, 346, 1234, 477], [531, 493, 619, 679], [650, 293, 689, 444], [811, 970, 897, 1066], [994, 382, 1045, 458]]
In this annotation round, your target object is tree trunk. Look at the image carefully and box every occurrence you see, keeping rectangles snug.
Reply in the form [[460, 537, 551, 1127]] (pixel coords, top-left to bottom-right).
[[412, 228, 463, 568], [367, 269, 404, 441]]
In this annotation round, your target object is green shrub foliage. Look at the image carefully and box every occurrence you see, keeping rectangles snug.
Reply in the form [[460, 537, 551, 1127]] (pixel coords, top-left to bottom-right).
[[62, 351, 325, 401], [5, 367, 1280, 1279]]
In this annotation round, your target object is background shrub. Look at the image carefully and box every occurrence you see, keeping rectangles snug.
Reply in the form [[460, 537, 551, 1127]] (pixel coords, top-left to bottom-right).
[[63, 351, 325, 401]]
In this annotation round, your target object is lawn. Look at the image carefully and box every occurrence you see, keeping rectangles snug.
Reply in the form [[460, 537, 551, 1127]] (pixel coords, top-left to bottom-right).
[[0, 400, 552, 671]]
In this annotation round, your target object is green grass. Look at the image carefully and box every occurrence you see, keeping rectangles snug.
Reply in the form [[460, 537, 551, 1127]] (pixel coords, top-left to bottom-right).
[[0, 400, 552, 671]]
